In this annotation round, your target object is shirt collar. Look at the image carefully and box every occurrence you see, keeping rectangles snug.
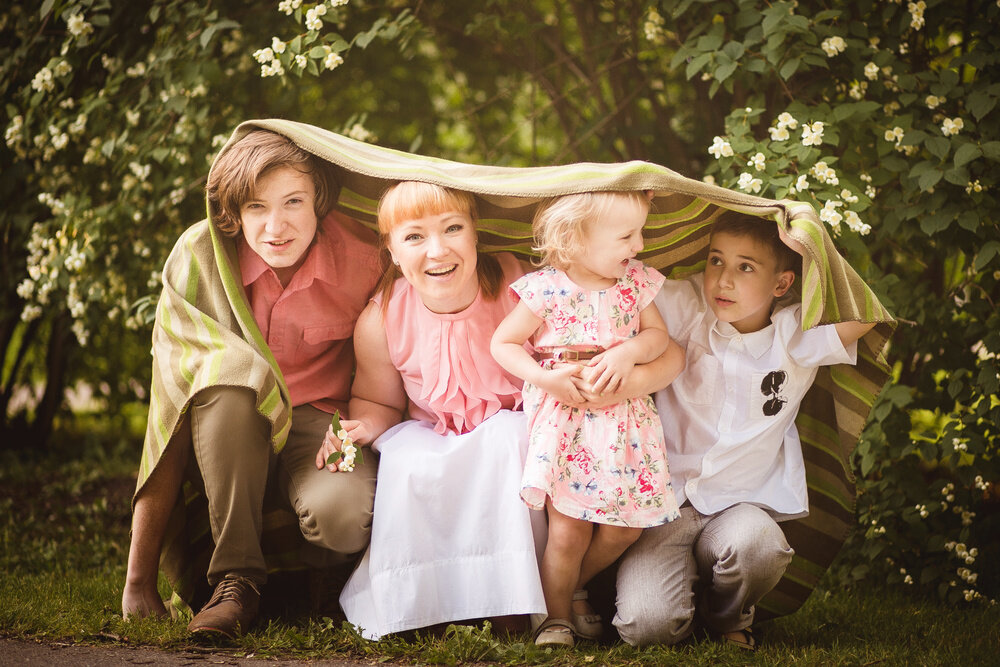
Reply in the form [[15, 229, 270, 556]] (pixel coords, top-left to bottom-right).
[[709, 308, 780, 360]]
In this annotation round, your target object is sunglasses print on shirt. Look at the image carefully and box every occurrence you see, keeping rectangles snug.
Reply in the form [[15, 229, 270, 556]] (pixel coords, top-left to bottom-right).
[[761, 370, 787, 417]]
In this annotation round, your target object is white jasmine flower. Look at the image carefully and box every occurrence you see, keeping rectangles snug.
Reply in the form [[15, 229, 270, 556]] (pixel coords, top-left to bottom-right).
[[271, 36, 286, 53], [793, 174, 809, 192], [821, 35, 846, 57], [801, 121, 824, 146], [253, 47, 275, 63], [324, 50, 344, 70], [261, 60, 285, 77], [748, 152, 766, 171], [908, 1, 926, 30], [53, 60, 72, 77], [926, 94, 943, 108], [841, 189, 859, 203], [941, 117, 965, 136], [31, 67, 55, 93], [708, 136, 734, 159], [22, 304, 43, 322], [776, 112, 798, 129], [884, 126, 905, 144], [864, 61, 879, 80], [849, 81, 868, 100], [845, 210, 870, 234], [820, 200, 844, 228], [737, 172, 763, 193], [904, 575, 914, 585], [702, 174, 716, 185], [768, 126, 790, 141], [966, 180, 983, 194], [65, 12, 94, 37], [295, 54, 308, 68]]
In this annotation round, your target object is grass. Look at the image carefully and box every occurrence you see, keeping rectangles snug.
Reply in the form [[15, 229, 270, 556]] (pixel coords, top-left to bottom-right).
[[2, 424, 999, 666]]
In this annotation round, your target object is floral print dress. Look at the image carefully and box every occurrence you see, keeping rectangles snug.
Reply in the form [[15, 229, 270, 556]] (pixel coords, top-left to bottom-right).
[[511, 260, 681, 527]]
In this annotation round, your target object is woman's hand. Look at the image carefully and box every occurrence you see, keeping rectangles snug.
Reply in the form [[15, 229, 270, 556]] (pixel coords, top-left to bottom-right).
[[315, 418, 368, 472], [580, 346, 637, 395]]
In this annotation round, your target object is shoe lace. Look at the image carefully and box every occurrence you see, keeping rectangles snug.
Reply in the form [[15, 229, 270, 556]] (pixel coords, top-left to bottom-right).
[[209, 576, 260, 606]]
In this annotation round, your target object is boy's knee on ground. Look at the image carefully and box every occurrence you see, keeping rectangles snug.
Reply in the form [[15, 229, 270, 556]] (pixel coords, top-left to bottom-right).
[[614, 596, 695, 647]]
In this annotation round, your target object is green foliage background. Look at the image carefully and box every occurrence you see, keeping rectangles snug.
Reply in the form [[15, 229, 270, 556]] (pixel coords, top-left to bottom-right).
[[2, 0, 998, 608]]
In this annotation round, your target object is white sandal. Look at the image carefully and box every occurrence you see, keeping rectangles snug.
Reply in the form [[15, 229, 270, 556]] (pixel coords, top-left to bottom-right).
[[533, 617, 576, 647], [571, 589, 603, 640]]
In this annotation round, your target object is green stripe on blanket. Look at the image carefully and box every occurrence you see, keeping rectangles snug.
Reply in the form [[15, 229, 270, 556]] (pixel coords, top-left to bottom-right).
[[136, 118, 896, 620]]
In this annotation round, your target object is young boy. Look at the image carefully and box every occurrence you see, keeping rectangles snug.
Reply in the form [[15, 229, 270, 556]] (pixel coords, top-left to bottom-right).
[[612, 211, 875, 650]]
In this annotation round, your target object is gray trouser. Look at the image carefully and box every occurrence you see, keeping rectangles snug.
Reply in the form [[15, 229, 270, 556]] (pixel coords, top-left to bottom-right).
[[613, 502, 793, 647], [181, 386, 377, 587]]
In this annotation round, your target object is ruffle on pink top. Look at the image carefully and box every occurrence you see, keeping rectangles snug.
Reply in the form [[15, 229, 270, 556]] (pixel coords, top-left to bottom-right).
[[377, 253, 525, 435]]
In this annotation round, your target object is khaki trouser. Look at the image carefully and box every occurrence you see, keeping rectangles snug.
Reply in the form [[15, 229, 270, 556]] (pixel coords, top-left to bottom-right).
[[177, 386, 377, 587]]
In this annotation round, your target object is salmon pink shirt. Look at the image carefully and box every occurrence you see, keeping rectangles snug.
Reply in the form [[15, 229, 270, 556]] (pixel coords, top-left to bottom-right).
[[376, 253, 526, 435], [239, 210, 380, 414]]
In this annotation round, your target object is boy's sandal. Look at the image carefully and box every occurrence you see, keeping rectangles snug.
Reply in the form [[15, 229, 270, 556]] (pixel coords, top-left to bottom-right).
[[533, 617, 576, 647], [722, 626, 757, 651], [571, 589, 604, 640]]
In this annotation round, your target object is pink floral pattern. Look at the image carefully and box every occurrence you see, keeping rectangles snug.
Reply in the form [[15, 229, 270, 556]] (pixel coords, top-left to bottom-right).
[[511, 261, 681, 527]]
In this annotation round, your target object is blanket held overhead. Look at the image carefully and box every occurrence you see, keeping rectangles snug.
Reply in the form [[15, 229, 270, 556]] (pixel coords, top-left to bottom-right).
[[137, 118, 896, 621]]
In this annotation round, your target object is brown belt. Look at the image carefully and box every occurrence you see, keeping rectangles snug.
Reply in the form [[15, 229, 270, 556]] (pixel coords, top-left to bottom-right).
[[536, 348, 604, 362]]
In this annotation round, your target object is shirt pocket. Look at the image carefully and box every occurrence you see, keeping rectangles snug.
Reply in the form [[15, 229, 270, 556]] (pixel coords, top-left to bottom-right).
[[749, 369, 790, 420], [295, 321, 354, 365], [675, 349, 718, 405]]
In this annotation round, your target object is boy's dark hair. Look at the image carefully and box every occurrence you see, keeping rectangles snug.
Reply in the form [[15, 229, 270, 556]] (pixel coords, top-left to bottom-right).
[[711, 211, 800, 273]]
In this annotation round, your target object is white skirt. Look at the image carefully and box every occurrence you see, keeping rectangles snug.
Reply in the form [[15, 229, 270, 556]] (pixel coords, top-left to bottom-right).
[[339, 410, 547, 639]]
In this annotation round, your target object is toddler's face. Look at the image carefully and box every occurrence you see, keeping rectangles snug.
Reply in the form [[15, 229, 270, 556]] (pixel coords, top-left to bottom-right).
[[702, 231, 794, 333], [566, 197, 648, 290]]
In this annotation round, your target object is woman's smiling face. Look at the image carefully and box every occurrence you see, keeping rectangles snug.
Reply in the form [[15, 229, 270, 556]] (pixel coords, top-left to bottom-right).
[[386, 210, 480, 314]]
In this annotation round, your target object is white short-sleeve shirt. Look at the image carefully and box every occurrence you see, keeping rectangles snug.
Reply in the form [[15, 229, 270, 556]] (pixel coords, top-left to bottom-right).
[[654, 274, 857, 520]]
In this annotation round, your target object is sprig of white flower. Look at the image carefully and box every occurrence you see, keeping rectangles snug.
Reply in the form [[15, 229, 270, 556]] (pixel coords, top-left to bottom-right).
[[801, 121, 825, 146], [737, 172, 763, 193], [708, 136, 734, 159], [941, 117, 965, 136], [747, 152, 765, 171], [908, 1, 927, 30], [305, 3, 327, 30], [65, 12, 94, 38], [821, 35, 846, 57]]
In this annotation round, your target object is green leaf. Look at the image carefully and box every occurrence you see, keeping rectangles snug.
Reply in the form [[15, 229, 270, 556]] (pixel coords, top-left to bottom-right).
[[954, 143, 981, 168], [330, 409, 342, 434], [779, 57, 800, 80], [982, 141, 1000, 160], [40, 0, 55, 18], [696, 33, 724, 52], [200, 19, 240, 48], [974, 241, 1000, 271], [722, 41, 745, 60], [917, 169, 943, 191], [919, 208, 950, 234], [686, 52, 712, 80], [958, 210, 979, 231], [715, 60, 738, 82], [924, 136, 950, 160], [967, 90, 996, 120]]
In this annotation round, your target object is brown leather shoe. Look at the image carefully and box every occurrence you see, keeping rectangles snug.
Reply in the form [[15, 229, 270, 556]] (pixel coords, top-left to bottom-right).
[[187, 574, 260, 638]]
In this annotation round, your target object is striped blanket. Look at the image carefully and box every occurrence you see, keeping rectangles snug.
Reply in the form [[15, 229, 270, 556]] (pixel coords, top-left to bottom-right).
[[138, 118, 895, 620]]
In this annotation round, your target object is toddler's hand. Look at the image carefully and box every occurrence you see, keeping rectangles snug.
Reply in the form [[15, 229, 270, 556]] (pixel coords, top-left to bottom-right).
[[539, 364, 585, 406]]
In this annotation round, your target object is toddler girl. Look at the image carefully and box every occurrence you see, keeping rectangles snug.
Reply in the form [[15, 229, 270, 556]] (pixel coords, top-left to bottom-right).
[[491, 191, 680, 647]]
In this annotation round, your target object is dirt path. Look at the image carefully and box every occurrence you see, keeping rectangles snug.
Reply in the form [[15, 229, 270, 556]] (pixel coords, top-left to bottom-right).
[[0, 638, 397, 666]]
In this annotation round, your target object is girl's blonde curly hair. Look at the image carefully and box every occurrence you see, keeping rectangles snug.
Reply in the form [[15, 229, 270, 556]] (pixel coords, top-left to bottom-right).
[[531, 191, 649, 270]]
